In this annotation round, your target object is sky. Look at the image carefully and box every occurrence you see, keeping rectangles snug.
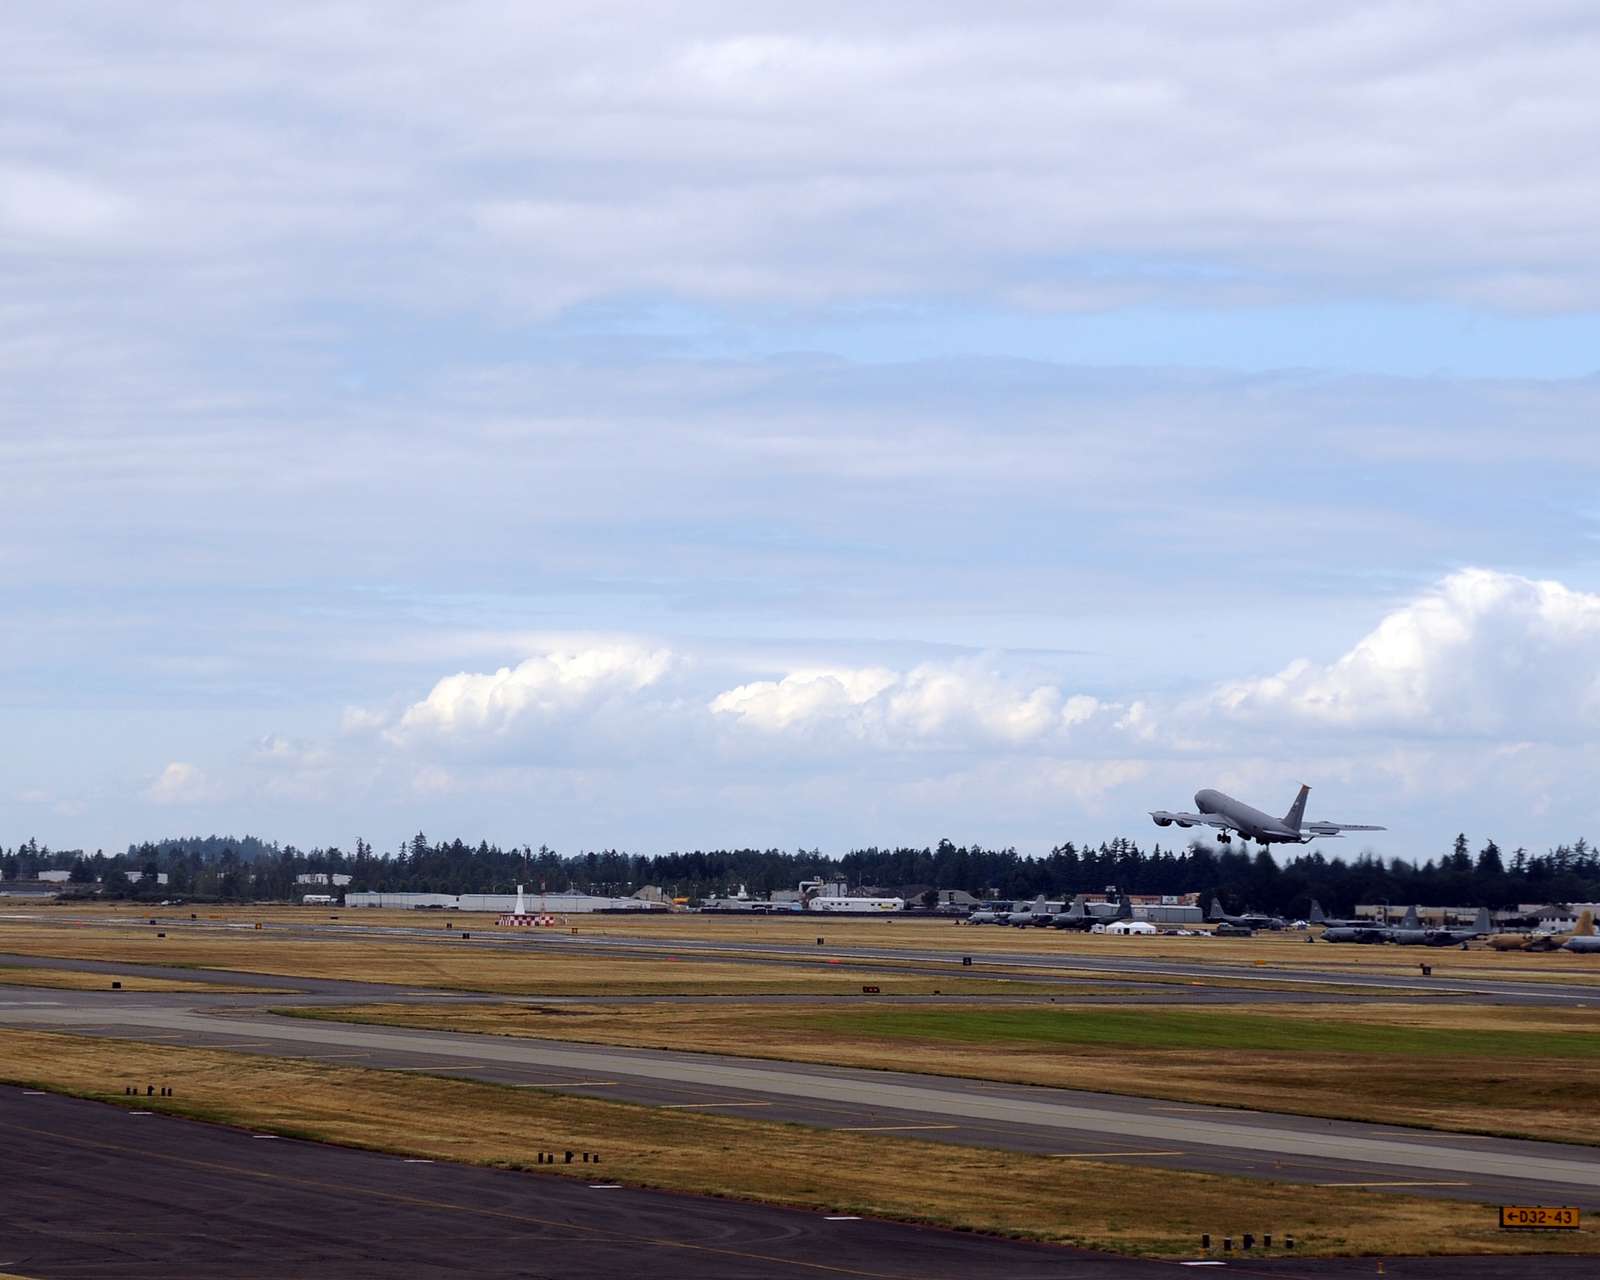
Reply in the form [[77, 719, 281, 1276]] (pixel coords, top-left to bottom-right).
[[6, 2, 1600, 860]]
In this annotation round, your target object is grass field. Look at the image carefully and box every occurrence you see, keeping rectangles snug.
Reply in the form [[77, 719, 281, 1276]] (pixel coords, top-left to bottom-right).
[[6, 902, 1593, 992], [0, 920, 1099, 996], [285, 999, 1600, 1145], [3, 1027, 1590, 1258]]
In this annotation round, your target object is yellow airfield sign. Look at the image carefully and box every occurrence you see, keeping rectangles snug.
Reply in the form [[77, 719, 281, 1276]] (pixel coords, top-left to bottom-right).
[[1499, 1206, 1580, 1231]]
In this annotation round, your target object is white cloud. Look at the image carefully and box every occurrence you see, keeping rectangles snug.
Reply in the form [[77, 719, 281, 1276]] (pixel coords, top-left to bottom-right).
[[391, 644, 676, 745], [8, 4, 1600, 316], [711, 658, 1114, 749], [146, 761, 210, 805], [1210, 569, 1600, 738]]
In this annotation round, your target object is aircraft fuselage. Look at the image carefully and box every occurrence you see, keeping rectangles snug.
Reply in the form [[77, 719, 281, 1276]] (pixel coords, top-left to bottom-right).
[[1194, 789, 1303, 844]]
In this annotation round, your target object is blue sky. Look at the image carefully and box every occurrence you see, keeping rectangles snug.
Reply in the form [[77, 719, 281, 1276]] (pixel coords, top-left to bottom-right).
[[6, 3, 1600, 859]]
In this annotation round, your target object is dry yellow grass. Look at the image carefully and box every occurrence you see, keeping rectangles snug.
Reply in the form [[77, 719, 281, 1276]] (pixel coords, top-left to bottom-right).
[[0, 920, 1086, 995], [22, 901, 1600, 982], [287, 999, 1600, 1145], [0, 966, 283, 993], [2, 1027, 1588, 1258]]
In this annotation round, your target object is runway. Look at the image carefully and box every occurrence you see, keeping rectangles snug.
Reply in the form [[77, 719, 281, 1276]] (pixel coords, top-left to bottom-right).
[[0, 1087, 1144, 1279], [4, 985, 1600, 1209], [3, 1088, 1595, 1279]]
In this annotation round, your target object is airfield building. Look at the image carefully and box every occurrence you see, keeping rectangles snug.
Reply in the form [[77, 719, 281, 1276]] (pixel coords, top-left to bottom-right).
[[344, 891, 665, 912]]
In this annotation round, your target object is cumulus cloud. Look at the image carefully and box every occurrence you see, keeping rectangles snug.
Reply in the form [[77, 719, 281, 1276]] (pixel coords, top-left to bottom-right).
[[146, 761, 210, 805], [390, 644, 676, 748], [710, 658, 1111, 749], [1210, 569, 1600, 738]]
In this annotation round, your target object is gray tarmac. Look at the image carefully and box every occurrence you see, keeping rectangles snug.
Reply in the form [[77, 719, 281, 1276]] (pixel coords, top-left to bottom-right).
[[0, 1087, 1152, 1278], [4, 1087, 1593, 1280]]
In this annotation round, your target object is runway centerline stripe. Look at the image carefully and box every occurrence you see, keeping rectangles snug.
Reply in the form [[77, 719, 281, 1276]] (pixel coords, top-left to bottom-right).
[[836, 1125, 959, 1132]]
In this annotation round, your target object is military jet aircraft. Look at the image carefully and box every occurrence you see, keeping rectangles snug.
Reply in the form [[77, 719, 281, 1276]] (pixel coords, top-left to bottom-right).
[[965, 901, 1015, 925], [1151, 785, 1384, 846]]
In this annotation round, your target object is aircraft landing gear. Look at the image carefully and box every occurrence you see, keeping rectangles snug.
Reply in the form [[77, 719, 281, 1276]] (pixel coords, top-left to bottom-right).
[[1216, 833, 1231, 844]]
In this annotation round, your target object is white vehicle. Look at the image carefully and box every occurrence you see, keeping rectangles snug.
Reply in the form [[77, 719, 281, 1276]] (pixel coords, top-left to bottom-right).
[[806, 896, 904, 913], [1102, 920, 1158, 936]]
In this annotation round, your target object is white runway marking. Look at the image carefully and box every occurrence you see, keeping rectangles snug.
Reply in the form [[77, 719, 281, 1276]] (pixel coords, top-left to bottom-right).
[[836, 1124, 958, 1132], [1316, 1179, 1472, 1188], [512, 1079, 617, 1088]]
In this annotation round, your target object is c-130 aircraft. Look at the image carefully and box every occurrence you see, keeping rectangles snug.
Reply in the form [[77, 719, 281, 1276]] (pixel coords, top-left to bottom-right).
[[1150, 785, 1384, 846]]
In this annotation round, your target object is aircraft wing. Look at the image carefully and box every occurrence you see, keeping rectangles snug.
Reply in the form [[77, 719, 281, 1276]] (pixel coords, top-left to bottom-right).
[[1301, 821, 1386, 835], [1150, 810, 1233, 830]]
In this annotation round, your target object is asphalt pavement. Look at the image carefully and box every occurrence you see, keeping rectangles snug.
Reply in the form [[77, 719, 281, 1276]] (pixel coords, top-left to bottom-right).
[[5, 1088, 1594, 1279]]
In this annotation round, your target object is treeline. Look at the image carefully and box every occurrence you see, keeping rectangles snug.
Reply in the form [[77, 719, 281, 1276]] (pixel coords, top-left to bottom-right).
[[3, 832, 1599, 915]]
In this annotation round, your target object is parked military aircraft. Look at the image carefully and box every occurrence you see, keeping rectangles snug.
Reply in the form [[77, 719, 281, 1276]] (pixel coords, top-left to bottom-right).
[[1323, 905, 1493, 947], [1488, 910, 1595, 952], [1423, 908, 1494, 947], [1309, 900, 1370, 929], [1321, 920, 1387, 944], [1151, 785, 1384, 846], [1050, 892, 1132, 931], [965, 901, 1015, 925], [1005, 895, 1064, 927], [1206, 896, 1286, 931]]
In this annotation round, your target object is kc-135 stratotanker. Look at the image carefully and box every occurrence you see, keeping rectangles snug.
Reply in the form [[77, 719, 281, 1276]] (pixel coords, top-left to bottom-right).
[[1150, 785, 1384, 845]]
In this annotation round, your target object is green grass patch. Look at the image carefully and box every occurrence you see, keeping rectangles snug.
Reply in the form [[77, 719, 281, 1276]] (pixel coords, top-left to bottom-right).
[[805, 1007, 1600, 1058]]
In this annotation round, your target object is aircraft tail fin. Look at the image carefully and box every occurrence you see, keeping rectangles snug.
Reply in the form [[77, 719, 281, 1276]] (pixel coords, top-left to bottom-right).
[[1400, 904, 1419, 929], [1309, 899, 1327, 925], [1282, 784, 1310, 832], [1576, 909, 1595, 937], [1114, 894, 1132, 921], [1473, 907, 1491, 934], [1207, 896, 1225, 922]]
